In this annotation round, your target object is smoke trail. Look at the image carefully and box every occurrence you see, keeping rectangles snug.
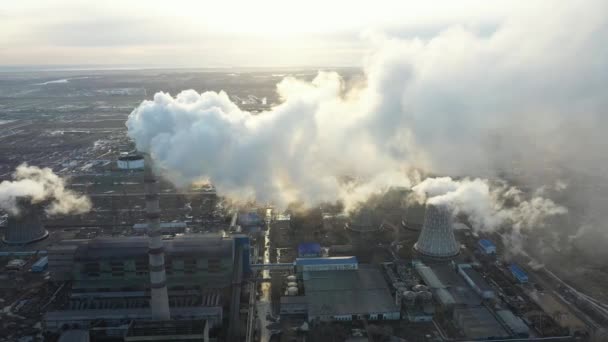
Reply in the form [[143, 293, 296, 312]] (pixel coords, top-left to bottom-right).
[[127, 1, 607, 258], [0, 164, 92, 216]]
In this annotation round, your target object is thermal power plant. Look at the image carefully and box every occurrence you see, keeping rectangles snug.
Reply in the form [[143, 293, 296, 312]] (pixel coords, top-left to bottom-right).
[[413, 203, 460, 260], [143, 155, 171, 320], [2, 198, 49, 245]]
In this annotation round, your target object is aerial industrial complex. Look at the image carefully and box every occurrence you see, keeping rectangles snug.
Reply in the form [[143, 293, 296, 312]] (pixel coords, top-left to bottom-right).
[[0, 70, 607, 342]]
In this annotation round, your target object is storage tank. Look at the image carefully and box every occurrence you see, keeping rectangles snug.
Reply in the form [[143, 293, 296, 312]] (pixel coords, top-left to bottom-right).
[[287, 286, 298, 296], [287, 282, 298, 288], [287, 275, 297, 282], [417, 291, 433, 302], [413, 284, 428, 292], [403, 291, 417, 302]]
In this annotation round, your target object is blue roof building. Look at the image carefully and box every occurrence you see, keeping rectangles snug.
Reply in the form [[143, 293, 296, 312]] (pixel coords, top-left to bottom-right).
[[509, 263, 528, 283], [296, 256, 358, 272], [478, 239, 497, 254], [298, 242, 322, 258], [31, 256, 48, 272]]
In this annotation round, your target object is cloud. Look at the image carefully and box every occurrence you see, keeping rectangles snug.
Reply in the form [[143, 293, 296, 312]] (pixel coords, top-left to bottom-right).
[[0, 164, 92, 216]]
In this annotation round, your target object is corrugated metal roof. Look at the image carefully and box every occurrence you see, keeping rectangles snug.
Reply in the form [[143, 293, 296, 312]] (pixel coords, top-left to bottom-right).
[[509, 263, 528, 281], [298, 242, 321, 256], [415, 264, 445, 289], [496, 309, 529, 335]]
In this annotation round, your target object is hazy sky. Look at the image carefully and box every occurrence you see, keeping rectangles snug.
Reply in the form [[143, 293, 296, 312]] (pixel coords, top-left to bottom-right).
[[0, 0, 533, 68]]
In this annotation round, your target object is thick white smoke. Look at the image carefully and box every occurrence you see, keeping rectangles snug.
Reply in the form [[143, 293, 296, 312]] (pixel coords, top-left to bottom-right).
[[127, 1, 607, 258], [0, 164, 92, 216]]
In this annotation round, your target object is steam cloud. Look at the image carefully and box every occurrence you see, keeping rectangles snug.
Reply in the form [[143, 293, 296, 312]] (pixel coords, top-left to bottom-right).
[[127, 1, 607, 260], [0, 164, 92, 216]]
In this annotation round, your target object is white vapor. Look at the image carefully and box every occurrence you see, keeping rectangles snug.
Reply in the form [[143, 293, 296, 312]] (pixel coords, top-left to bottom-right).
[[0, 164, 92, 216], [127, 1, 607, 258]]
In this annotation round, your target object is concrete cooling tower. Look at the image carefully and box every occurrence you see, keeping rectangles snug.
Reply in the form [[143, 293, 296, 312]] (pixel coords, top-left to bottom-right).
[[413, 203, 459, 260], [3, 198, 49, 245]]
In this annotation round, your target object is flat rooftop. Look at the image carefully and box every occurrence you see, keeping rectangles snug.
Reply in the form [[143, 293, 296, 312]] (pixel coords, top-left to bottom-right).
[[304, 264, 398, 317]]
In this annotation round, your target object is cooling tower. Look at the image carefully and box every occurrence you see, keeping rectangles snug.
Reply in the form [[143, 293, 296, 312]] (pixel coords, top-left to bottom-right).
[[2, 198, 49, 245], [413, 203, 459, 259], [144, 155, 170, 320]]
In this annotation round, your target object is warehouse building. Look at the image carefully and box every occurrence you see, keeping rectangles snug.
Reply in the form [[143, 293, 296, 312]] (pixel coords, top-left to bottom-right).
[[304, 264, 399, 323], [477, 239, 496, 255], [496, 309, 529, 337], [457, 264, 494, 299], [453, 307, 509, 340], [509, 263, 529, 283]]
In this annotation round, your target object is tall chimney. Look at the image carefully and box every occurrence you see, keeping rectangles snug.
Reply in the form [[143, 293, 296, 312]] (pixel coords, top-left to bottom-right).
[[413, 203, 460, 260], [2, 197, 49, 245], [144, 155, 170, 320]]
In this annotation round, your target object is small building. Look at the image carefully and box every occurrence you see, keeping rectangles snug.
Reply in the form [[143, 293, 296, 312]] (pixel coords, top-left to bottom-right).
[[31, 256, 49, 272], [298, 242, 322, 258], [6, 259, 27, 270], [509, 263, 528, 283], [296, 256, 358, 273], [280, 296, 308, 316], [478, 239, 496, 254], [457, 264, 494, 299]]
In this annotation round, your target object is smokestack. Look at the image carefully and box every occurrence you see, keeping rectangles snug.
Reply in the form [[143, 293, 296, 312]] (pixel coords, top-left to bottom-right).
[[413, 203, 460, 260], [144, 155, 170, 320], [2, 197, 49, 245]]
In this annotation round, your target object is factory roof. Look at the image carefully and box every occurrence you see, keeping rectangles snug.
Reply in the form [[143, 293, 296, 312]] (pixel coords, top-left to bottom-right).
[[509, 263, 528, 282], [125, 319, 207, 340], [461, 267, 493, 293], [496, 309, 529, 335], [45, 306, 222, 321], [415, 264, 446, 289], [454, 307, 509, 339], [304, 265, 398, 317], [74, 235, 232, 260], [296, 256, 357, 266], [132, 222, 187, 230], [58, 330, 90, 342]]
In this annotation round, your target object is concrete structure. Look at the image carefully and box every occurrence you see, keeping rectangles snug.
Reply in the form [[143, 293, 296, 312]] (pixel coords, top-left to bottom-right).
[[478, 239, 496, 254], [2, 199, 49, 245], [144, 156, 170, 320], [304, 265, 400, 322], [295, 256, 358, 273], [298, 242, 322, 258], [414, 204, 459, 260], [458, 264, 494, 299], [509, 263, 528, 283], [57, 330, 90, 342], [117, 154, 145, 170]]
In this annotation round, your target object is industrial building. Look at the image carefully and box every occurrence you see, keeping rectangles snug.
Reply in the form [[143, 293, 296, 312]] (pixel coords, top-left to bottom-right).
[[457, 264, 494, 299], [477, 239, 496, 254], [413, 203, 460, 260], [124, 320, 210, 342], [453, 307, 509, 340], [509, 263, 529, 283], [2, 198, 49, 245], [496, 309, 529, 337], [117, 153, 145, 170], [295, 256, 358, 273], [132, 222, 187, 234], [303, 264, 400, 322], [297, 242, 322, 258], [49, 234, 240, 292]]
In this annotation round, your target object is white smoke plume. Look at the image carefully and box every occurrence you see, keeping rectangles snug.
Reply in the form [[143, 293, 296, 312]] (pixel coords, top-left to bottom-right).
[[127, 1, 607, 258], [0, 164, 92, 216], [411, 177, 567, 253]]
